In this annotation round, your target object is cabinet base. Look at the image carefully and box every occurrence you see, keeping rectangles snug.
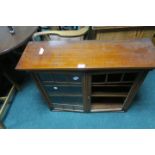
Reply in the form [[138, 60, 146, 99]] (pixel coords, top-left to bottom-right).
[[50, 107, 125, 113]]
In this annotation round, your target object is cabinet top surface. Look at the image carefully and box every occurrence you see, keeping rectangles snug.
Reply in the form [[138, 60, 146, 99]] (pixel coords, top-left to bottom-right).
[[16, 38, 155, 70]]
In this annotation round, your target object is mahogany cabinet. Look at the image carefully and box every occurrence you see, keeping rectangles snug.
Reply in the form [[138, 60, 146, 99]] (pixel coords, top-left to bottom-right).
[[16, 38, 155, 112]]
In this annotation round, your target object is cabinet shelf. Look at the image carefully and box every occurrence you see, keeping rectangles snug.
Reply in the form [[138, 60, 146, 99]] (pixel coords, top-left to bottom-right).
[[91, 103, 123, 111], [92, 81, 133, 85], [92, 92, 128, 97], [91, 73, 133, 110], [92, 84, 132, 87]]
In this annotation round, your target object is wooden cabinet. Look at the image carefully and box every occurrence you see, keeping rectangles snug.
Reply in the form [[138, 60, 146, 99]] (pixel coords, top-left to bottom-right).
[[16, 39, 155, 112]]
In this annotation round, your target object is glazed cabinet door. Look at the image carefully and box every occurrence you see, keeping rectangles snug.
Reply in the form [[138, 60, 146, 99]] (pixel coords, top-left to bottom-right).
[[35, 71, 85, 112]]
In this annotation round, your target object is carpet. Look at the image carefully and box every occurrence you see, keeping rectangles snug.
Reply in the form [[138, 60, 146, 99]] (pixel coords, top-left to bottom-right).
[[4, 70, 155, 129]]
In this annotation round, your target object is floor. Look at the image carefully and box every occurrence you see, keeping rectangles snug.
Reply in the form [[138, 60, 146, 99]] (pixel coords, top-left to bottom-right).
[[4, 70, 155, 129]]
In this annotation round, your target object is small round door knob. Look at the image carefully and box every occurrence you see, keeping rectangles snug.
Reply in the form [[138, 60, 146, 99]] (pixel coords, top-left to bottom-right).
[[53, 86, 58, 90], [73, 76, 79, 81]]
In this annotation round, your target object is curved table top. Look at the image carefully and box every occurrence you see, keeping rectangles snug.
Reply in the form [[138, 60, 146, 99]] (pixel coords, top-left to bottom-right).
[[0, 26, 38, 55]]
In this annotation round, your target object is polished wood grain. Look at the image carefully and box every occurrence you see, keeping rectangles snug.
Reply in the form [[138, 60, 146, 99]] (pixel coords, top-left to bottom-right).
[[16, 38, 155, 70], [0, 26, 38, 55]]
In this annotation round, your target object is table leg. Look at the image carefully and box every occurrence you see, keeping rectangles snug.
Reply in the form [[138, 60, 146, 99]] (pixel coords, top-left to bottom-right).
[[0, 121, 6, 129]]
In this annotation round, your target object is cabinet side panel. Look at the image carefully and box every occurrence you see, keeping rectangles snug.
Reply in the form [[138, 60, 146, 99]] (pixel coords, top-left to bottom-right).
[[122, 70, 149, 111], [31, 72, 53, 109]]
